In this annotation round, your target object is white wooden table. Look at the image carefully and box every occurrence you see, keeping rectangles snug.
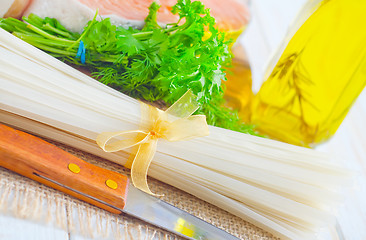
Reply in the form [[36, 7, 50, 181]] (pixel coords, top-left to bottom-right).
[[1, 1, 365, 239]]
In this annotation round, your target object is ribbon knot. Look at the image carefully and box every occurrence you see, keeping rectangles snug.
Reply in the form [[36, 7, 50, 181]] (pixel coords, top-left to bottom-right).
[[96, 90, 209, 195], [149, 130, 159, 138]]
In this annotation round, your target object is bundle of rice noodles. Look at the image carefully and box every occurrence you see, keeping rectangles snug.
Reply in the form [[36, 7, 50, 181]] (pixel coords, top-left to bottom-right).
[[0, 28, 352, 239]]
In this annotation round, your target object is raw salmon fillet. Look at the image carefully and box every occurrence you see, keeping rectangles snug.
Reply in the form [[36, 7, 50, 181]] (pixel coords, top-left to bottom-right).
[[19, 0, 249, 33]]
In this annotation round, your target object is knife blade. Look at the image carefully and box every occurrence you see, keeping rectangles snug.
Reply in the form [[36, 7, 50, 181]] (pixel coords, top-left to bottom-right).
[[0, 123, 239, 240]]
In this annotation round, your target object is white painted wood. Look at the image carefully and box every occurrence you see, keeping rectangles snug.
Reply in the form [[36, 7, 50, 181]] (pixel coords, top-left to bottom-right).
[[0, 214, 69, 240]]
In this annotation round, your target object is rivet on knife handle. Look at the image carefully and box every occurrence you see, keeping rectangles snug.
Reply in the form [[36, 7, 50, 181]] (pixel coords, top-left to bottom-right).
[[0, 123, 129, 214], [68, 163, 81, 173]]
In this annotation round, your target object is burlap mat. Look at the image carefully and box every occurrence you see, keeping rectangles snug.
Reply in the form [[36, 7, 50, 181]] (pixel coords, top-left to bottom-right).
[[0, 133, 278, 240]]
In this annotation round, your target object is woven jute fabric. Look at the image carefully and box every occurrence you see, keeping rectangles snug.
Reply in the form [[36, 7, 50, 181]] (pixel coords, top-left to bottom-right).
[[0, 135, 278, 240]]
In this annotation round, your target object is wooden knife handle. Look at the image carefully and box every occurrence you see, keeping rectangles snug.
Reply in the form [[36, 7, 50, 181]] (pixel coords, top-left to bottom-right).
[[0, 123, 128, 214]]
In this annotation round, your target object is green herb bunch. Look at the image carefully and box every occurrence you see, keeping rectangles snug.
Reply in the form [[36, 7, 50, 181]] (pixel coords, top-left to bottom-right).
[[0, 0, 257, 135]]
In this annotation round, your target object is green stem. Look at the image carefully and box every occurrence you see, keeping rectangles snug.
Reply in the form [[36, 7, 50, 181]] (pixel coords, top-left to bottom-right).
[[132, 26, 179, 39], [16, 31, 127, 64], [43, 23, 74, 39], [132, 31, 153, 39], [0, 18, 28, 32], [29, 41, 77, 56], [67, 10, 99, 50], [165, 25, 179, 33], [97, 55, 128, 63], [27, 24, 76, 44], [13, 32, 73, 48], [24, 14, 45, 28]]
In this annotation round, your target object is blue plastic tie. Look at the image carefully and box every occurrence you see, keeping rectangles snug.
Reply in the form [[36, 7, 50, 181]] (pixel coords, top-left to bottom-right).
[[76, 40, 86, 64]]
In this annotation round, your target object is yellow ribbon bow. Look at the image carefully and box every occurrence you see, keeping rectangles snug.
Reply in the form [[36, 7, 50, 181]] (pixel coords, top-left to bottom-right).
[[96, 90, 209, 195]]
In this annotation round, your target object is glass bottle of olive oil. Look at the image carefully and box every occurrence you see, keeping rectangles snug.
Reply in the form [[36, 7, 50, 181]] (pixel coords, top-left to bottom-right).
[[250, 0, 366, 147], [224, 44, 253, 123]]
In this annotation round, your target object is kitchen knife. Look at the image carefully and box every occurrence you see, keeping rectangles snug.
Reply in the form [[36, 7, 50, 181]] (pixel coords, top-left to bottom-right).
[[0, 123, 239, 240]]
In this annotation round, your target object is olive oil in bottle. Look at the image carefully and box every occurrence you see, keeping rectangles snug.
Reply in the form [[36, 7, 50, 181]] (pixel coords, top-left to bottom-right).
[[251, 0, 366, 146]]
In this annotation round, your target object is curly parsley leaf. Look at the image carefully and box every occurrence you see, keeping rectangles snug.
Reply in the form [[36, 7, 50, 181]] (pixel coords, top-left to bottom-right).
[[142, 1, 161, 31]]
